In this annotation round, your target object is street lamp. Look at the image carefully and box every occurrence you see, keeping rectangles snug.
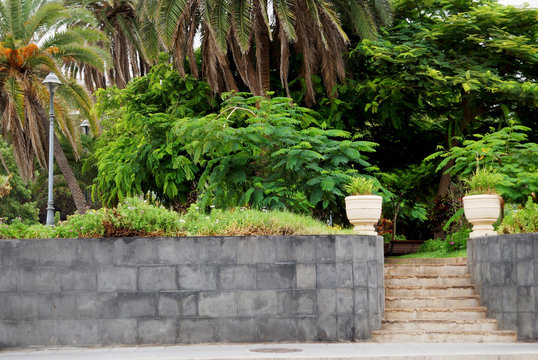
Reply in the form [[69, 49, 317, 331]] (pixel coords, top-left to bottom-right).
[[80, 119, 91, 135], [43, 71, 62, 226]]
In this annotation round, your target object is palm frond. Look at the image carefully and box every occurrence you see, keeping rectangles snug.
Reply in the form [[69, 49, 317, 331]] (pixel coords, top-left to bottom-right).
[[230, 0, 253, 53], [208, 0, 231, 51], [273, 0, 296, 41], [24, 2, 66, 40], [158, 0, 188, 48], [348, 0, 377, 40], [373, 0, 393, 26]]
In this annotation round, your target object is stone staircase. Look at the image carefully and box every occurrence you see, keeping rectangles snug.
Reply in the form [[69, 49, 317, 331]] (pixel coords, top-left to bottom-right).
[[372, 258, 517, 342]]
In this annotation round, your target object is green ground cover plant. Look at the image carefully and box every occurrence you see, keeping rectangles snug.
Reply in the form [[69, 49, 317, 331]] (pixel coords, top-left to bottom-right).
[[498, 197, 538, 234], [0, 197, 350, 239]]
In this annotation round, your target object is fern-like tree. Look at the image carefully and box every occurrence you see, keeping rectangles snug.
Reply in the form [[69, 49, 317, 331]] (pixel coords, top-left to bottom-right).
[[139, 0, 392, 106], [0, 0, 109, 211]]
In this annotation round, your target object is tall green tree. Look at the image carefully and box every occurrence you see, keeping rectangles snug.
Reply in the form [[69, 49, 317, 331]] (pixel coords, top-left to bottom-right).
[[350, 0, 537, 195], [0, 0, 109, 211]]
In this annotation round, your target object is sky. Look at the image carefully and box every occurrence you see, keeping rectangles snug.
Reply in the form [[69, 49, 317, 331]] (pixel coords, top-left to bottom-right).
[[498, 0, 538, 7]]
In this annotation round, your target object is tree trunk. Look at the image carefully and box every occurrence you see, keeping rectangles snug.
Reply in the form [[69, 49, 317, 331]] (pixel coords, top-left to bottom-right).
[[392, 200, 402, 241], [437, 158, 454, 196], [37, 102, 87, 212]]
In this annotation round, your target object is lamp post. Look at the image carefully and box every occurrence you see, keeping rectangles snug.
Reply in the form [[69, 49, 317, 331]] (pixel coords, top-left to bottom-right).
[[43, 72, 62, 226], [80, 119, 90, 136]]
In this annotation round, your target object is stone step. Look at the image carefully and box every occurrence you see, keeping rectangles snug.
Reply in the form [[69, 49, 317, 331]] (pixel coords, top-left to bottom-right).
[[384, 264, 468, 276], [385, 274, 473, 287], [384, 307, 487, 320], [382, 319, 498, 332], [385, 257, 467, 265], [385, 295, 481, 308], [371, 330, 517, 343], [385, 285, 476, 297]]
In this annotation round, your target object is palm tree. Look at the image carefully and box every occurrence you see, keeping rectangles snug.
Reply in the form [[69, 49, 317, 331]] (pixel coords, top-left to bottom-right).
[[140, 0, 392, 105], [0, 0, 109, 211]]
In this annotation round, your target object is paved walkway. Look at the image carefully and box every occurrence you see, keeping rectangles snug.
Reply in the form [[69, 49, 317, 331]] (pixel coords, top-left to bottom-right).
[[1, 343, 538, 360]]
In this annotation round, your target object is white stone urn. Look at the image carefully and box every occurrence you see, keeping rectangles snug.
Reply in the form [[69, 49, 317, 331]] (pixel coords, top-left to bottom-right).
[[345, 195, 383, 235], [463, 194, 501, 238]]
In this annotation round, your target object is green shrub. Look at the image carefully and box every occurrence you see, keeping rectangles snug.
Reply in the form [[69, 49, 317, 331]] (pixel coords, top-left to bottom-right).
[[418, 238, 445, 253], [444, 227, 470, 252], [498, 197, 538, 234], [464, 168, 504, 195], [344, 177, 378, 195], [0, 197, 349, 239]]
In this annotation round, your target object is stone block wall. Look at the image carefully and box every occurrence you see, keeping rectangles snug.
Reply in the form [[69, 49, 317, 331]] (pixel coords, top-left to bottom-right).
[[467, 233, 538, 341], [0, 235, 384, 347]]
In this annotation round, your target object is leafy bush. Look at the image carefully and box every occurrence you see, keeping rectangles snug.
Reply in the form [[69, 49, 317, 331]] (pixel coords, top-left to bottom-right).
[[464, 168, 504, 195], [498, 197, 538, 234], [418, 238, 445, 253], [444, 227, 470, 252], [0, 198, 349, 239], [344, 176, 378, 195]]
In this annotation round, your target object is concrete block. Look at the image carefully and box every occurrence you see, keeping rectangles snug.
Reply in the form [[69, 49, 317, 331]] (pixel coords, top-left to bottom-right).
[[502, 287, 517, 312], [480, 262, 491, 286], [97, 266, 137, 292], [517, 312, 535, 341], [335, 236, 353, 262], [237, 237, 276, 264], [500, 240, 515, 261], [0, 294, 38, 320], [58, 320, 98, 346], [337, 315, 354, 341], [237, 290, 277, 316], [517, 239, 533, 260], [116, 293, 155, 318], [138, 319, 177, 344], [316, 236, 335, 263], [290, 236, 316, 262], [0, 321, 19, 347], [156, 238, 183, 264], [336, 263, 353, 287], [98, 319, 137, 345], [367, 237, 378, 262], [178, 319, 217, 343], [113, 238, 157, 265], [218, 265, 256, 290], [17, 267, 59, 292], [38, 294, 77, 320], [60, 267, 97, 291], [258, 318, 297, 341], [316, 315, 337, 341], [18, 320, 58, 346], [517, 286, 534, 312], [317, 289, 336, 314], [368, 287, 378, 314], [257, 264, 296, 289], [138, 266, 177, 291], [275, 237, 293, 262], [198, 291, 237, 317], [502, 262, 517, 286], [487, 238, 501, 261], [354, 287, 368, 316], [490, 262, 503, 286], [204, 237, 236, 264], [368, 313, 381, 332], [296, 264, 316, 289], [354, 315, 369, 340], [78, 292, 117, 319], [484, 287, 502, 313], [17, 242, 38, 266], [0, 268, 17, 291], [336, 288, 353, 314], [37, 239, 77, 265], [217, 318, 257, 342], [178, 265, 217, 290], [277, 290, 316, 315], [367, 261, 378, 288], [316, 263, 336, 288], [297, 316, 317, 341], [158, 292, 198, 317], [352, 237, 369, 263], [353, 263, 368, 287], [0, 240, 19, 267], [502, 312, 517, 331], [76, 239, 114, 266], [517, 261, 534, 286]]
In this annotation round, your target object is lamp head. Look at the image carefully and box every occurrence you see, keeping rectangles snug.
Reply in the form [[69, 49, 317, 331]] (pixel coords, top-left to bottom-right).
[[43, 72, 62, 93], [80, 119, 91, 135]]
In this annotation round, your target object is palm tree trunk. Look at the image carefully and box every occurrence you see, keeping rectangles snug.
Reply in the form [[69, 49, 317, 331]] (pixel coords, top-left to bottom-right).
[[36, 102, 87, 212]]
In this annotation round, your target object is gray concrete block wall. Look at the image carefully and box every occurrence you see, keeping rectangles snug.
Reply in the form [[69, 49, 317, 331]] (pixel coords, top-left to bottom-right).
[[0, 235, 384, 347], [467, 233, 538, 341]]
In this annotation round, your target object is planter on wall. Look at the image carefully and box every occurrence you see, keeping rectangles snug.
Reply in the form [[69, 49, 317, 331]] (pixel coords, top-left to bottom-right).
[[345, 195, 382, 235], [463, 194, 501, 238]]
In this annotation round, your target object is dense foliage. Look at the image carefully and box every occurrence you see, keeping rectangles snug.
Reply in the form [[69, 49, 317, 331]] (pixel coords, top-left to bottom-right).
[[498, 197, 538, 234], [92, 63, 377, 220]]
